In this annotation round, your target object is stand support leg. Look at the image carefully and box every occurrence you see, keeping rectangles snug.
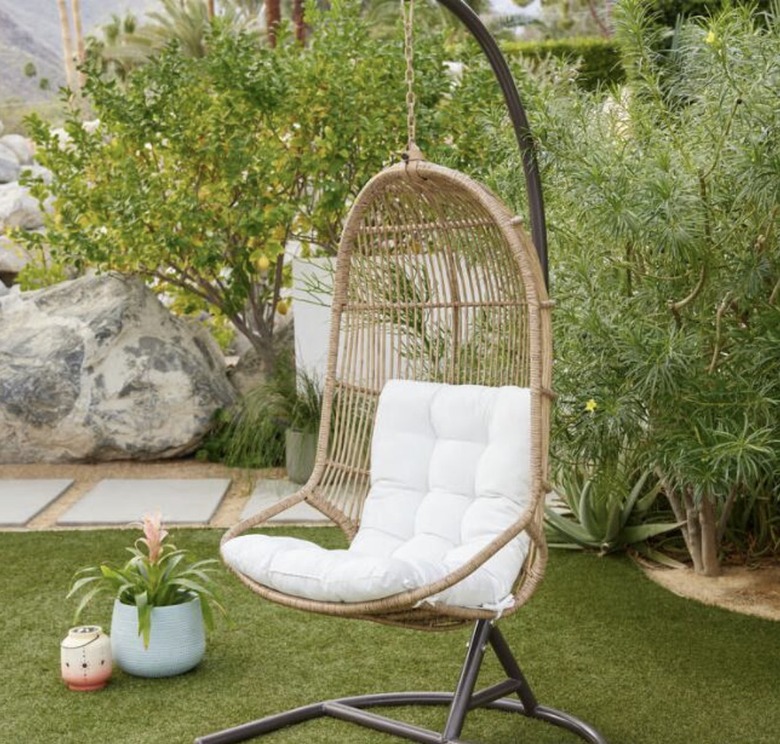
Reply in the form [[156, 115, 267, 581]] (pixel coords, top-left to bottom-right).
[[442, 620, 492, 740], [196, 619, 608, 744], [488, 624, 538, 713]]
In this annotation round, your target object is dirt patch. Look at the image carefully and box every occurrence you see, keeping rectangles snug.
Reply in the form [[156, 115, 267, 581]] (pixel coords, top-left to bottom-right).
[[643, 563, 780, 622]]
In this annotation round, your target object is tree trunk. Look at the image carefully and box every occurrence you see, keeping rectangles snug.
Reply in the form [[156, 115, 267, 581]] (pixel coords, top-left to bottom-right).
[[659, 472, 721, 577], [698, 493, 721, 577], [293, 0, 306, 44], [683, 487, 704, 574], [70, 0, 86, 89], [266, 0, 281, 48], [55, 0, 77, 91]]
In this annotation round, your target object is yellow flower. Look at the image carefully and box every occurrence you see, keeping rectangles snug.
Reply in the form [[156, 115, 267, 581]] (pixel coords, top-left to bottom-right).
[[585, 398, 598, 413], [705, 30, 717, 45]]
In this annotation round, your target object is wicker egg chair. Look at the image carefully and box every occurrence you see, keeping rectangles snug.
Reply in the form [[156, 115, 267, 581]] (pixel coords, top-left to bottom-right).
[[197, 2, 607, 742]]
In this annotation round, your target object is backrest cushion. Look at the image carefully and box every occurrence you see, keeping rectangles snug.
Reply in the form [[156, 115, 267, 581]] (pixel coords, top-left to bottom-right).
[[350, 380, 532, 604]]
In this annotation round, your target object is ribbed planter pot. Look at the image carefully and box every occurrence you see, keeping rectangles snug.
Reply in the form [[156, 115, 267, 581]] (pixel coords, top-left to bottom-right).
[[110, 597, 206, 678], [285, 429, 317, 484]]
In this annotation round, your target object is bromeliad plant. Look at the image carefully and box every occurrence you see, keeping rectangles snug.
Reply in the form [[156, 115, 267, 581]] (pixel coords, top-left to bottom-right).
[[67, 514, 225, 647]]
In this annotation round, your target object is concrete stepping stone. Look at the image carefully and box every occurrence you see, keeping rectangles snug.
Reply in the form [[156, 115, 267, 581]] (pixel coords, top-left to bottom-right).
[[57, 478, 230, 525], [242, 479, 330, 523], [0, 479, 73, 526]]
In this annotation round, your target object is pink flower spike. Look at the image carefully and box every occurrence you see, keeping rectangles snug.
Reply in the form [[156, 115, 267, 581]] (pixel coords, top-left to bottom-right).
[[141, 512, 168, 563]]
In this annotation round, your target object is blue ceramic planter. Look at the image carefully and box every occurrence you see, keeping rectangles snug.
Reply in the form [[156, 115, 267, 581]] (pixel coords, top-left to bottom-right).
[[110, 597, 206, 678]]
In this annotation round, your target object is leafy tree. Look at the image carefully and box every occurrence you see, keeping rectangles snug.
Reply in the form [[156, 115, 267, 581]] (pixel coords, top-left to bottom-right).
[[536, 0, 773, 39], [22, 2, 450, 375]]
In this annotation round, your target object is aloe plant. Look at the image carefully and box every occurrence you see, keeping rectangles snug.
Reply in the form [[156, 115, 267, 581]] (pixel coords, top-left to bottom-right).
[[545, 467, 682, 556]]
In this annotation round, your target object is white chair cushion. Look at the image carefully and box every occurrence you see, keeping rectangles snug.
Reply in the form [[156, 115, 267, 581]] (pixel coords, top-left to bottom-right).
[[222, 380, 533, 611]]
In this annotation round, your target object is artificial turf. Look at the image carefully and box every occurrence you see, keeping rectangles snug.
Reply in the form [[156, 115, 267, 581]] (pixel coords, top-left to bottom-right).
[[2, 527, 778, 744]]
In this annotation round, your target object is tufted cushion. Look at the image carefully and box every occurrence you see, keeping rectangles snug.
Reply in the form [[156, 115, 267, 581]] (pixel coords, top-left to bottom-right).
[[222, 380, 532, 610]]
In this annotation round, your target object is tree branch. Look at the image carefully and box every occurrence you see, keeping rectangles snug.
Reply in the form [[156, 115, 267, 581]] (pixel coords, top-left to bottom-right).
[[717, 484, 739, 546], [668, 263, 707, 323], [586, 0, 612, 38], [708, 291, 732, 373]]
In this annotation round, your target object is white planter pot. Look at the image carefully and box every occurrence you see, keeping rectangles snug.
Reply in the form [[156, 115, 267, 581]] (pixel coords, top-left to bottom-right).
[[110, 597, 206, 678]]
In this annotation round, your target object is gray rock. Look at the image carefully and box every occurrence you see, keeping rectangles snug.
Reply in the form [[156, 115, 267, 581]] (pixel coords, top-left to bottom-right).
[[0, 134, 34, 165], [19, 163, 53, 185], [0, 235, 31, 274], [0, 141, 19, 163], [0, 144, 20, 184], [0, 274, 236, 463], [0, 182, 46, 230]]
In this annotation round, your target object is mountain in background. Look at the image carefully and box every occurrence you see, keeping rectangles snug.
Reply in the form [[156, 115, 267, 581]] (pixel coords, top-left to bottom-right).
[[0, 0, 159, 109]]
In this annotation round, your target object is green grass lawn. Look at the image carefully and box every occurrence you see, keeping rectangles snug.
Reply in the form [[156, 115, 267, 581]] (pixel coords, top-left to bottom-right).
[[3, 528, 778, 744]]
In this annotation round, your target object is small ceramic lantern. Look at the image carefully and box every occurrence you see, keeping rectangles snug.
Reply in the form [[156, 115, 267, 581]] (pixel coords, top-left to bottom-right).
[[60, 625, 112, 691]]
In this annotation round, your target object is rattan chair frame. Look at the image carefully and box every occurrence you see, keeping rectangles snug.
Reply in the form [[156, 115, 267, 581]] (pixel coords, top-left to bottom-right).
[[219, 158, 552, 629]]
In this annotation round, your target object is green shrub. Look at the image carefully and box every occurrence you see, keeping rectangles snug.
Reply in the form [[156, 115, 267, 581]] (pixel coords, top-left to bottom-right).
[[502, 36, 625, 90], [534, 1, 780, 575], [546, 461, 681, 558], [647, 0, 774, 27], [197, 352, 323, 468]]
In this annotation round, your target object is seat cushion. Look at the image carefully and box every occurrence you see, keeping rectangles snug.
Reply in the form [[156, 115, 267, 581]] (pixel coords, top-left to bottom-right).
[[222, 380, 533, 610]]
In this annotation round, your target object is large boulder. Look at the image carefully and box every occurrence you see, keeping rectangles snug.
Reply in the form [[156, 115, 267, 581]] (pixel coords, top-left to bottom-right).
[[0, 274, 236, 463]]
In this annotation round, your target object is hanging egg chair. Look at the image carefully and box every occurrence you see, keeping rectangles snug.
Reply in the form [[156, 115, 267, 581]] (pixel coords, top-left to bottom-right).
[[198, 2, 606, 742]]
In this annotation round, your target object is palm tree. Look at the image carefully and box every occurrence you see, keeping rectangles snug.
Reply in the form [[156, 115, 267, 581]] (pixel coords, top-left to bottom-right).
[[95, 0, 262, 73], [292, 0, 306, 43]]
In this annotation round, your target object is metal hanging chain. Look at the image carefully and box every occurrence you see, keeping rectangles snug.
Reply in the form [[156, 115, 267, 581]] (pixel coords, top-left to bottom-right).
[[401, 0, 419, 157]]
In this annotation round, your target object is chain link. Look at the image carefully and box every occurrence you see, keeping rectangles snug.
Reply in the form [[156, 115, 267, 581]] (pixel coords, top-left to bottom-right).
[[401, 0, 416, 153]]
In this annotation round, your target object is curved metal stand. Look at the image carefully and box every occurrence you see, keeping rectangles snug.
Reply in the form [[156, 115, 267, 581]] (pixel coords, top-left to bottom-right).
[[435, 0, 549, 287], [195, 620, 607, 744]]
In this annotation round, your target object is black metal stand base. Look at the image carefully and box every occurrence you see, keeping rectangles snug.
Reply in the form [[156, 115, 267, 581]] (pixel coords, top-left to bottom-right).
[[195, 620, 607, 744]]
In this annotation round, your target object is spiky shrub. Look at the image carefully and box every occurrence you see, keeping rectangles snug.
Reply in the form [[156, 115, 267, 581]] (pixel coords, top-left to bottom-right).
[[546, 460, 682, 557], [542, 1, 780, 575]]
